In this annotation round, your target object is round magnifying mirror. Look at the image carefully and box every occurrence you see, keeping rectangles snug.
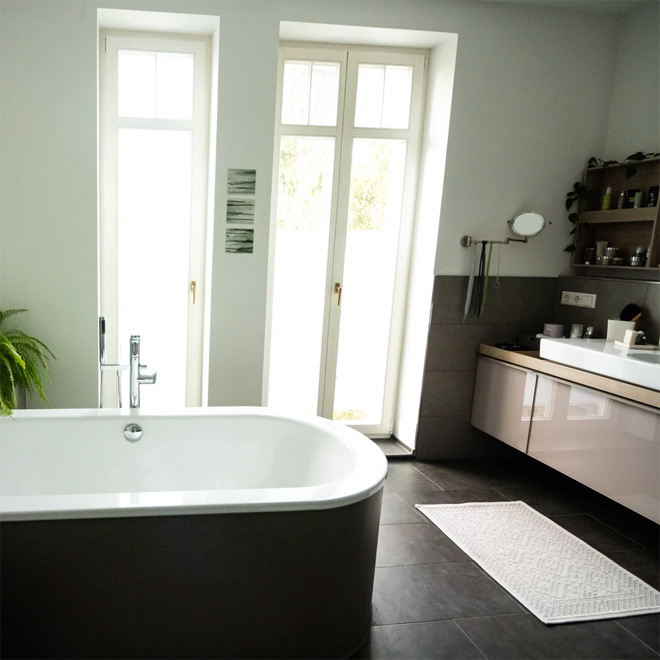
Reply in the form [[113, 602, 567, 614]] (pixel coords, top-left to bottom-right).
[[509, 212, 545, 237]]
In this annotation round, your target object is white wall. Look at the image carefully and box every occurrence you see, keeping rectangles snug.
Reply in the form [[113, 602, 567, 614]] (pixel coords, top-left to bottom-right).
[[0, 0, 99, 408], [433, 3, 619, 276], [0, 0, 635, 408], [394, 36, 458, 448], [604, 1, 660, 159]]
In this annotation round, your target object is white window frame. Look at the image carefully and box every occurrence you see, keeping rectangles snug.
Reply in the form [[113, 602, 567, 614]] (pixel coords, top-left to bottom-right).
[[99, 30, 211, 407], [265, 43, 427, 436]]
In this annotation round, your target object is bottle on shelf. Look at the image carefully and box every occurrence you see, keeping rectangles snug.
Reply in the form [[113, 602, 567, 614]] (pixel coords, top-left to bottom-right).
[[617, 190, 626, 209], [601, 186, 611, 210]]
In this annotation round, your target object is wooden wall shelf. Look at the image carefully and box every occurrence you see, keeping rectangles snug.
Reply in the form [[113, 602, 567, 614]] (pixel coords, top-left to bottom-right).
[[580, 208, 656, 224], [573, 159, 660, 271]]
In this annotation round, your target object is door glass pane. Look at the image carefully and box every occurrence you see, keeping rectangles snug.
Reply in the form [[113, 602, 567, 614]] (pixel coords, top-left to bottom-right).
[[333, 138, 407, 424], [156, 52, 194, 120], [309, 63, 340, 126], [382, 65, 412, 129], [282, 60, 340, 126], [354, 64, 384, 128], [282, 61, 311, 125], [354, 64, 413, 129], [118, 50, 155, 118], [116, 128, 192, 409], [268, 137, 335, 416]]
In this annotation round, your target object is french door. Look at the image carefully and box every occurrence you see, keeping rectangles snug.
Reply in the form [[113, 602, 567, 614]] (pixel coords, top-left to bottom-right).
[[267, 46, 425, 435], [99, 32, 211, 408]]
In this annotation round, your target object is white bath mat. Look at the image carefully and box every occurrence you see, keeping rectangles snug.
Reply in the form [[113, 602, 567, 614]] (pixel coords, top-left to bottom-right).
[[416, 501, 660, 625]]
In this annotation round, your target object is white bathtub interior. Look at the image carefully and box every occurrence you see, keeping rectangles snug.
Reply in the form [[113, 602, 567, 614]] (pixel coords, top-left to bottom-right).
[[1, 407, 388, 521]]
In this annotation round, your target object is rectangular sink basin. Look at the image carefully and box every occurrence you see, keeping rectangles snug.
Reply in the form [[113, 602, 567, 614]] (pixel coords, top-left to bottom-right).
[[539, 338, 659, 391]]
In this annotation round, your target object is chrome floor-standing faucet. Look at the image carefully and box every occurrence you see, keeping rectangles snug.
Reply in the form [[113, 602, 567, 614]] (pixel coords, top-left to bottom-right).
[[129, 335, 157, 408]]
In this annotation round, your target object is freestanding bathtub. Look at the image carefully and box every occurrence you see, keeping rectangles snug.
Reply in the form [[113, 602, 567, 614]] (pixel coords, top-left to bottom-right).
[[0, 407, 387, 659]]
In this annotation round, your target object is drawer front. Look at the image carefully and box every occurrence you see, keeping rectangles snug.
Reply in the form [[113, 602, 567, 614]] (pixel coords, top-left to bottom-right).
[[471, 356, 536, 452], [528, 375, 660, 523]]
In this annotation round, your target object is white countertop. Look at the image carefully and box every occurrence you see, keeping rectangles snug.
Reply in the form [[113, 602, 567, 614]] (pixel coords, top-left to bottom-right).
[[539, 338, 659, 392]]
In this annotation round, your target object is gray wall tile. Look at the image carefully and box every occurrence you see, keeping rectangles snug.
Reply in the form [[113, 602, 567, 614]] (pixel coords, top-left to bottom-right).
[[554, 276, 659, 341], [519, 277, 557, 333], [416, 415, 516, 460], [420, 371, 475, 417], [431, 276, 470, 324], [425, 323, 518, 371]]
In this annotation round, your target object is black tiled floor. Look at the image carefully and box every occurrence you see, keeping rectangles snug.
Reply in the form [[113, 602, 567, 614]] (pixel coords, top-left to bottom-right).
[[354, 457, 660, 659]]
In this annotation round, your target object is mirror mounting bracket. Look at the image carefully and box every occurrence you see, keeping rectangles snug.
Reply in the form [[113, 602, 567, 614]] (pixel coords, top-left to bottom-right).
[[460, 211, 545, 247], [460, 235, 527, 248]]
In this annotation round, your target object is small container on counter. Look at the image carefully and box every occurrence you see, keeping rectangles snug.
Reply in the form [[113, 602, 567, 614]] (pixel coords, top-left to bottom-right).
[[570, 324, 583, 338], [543, 323, 564, 338]]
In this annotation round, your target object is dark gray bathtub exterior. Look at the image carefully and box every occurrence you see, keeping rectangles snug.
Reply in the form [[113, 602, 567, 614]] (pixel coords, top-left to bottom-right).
[[1, 488, 383, 659]]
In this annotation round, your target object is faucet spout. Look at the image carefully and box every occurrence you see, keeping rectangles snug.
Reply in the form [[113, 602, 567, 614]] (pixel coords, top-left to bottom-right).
[[129, 335, 157, 408]]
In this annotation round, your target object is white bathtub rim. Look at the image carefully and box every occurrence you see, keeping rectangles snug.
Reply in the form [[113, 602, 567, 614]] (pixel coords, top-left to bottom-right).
[[1, 406, 388, 522]]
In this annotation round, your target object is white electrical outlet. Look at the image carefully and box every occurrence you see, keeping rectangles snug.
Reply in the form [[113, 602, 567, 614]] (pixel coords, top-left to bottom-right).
[[561, 291, 597, 308]]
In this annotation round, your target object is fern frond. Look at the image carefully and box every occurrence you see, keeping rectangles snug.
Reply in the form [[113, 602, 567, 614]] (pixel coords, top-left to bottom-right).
[[21, 353, 47, 400], [0, 309, 54, 413], [0, 308, 28, 326], [0, 353, 18, 415], [0, 333, 26, 371], [6, 332, 54, 371]]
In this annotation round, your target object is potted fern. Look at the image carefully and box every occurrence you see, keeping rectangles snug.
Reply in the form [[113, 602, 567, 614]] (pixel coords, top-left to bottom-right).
[[0, 308, 55, 416]]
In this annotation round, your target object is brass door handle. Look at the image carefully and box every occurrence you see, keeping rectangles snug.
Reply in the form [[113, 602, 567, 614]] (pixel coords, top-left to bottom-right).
[[191, 280, 197, 305], [334, 282, 342, 306]]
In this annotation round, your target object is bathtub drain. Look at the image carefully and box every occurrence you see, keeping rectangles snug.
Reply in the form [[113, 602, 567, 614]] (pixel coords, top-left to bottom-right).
[[123, 423, 143, 442]]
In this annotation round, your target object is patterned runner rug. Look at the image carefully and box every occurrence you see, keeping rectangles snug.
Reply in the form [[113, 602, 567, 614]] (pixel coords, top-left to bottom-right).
[[416, 501, 660, 624]]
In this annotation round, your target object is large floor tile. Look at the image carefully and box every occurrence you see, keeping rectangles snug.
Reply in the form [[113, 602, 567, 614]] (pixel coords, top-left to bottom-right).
[[456, 612, 659, 659], [376, 523, 469, 567], [603, 548, 660, 590], [380, 492, 427, 525], [384, 462, 443, 493], [398, 487, 510, 508], [372, 562, 522, 625], [413, 458, 546, 491], [493, 485, 596, 516], [616, 615, 660, 654], [355, 620, 485, 659], [588, 500, 660, 552], [549, 513, 644, 553]]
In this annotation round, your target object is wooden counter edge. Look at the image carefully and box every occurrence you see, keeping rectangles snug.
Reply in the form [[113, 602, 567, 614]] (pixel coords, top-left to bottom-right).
[[478, 344, 660, 410]]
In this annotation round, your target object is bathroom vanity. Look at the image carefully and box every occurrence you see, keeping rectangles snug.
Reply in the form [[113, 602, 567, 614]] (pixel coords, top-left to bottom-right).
[[471, 343, 660, 523]]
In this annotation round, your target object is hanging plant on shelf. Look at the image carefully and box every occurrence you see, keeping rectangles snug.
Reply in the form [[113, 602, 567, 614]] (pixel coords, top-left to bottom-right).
[[564, 181, 594, 252], [588, 152, 660, 179], [0, 308, 55, 416]]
